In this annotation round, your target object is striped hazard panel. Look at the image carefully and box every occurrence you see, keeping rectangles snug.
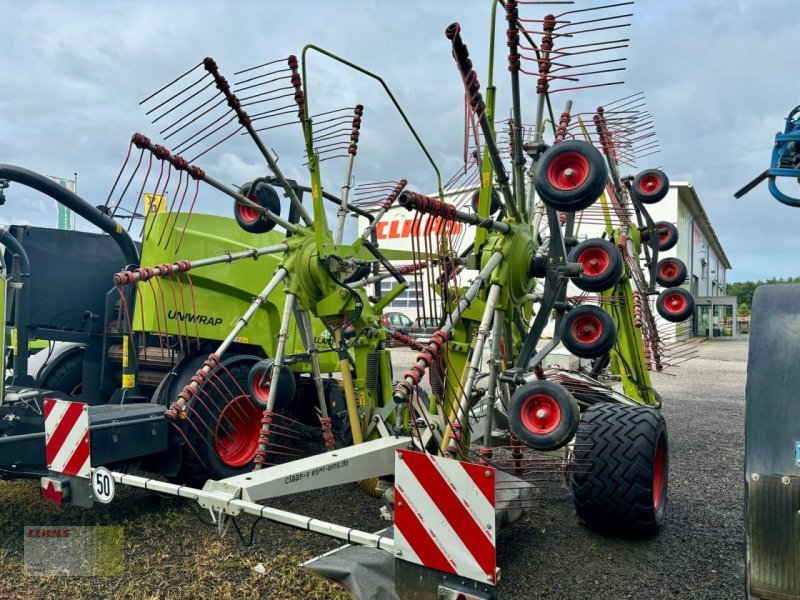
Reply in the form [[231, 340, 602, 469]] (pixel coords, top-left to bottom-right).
[[44, 398, 91, 478], [394, 449, 496, 584]]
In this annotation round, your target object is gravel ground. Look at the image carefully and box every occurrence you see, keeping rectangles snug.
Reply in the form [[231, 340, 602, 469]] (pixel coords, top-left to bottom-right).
[[0, 341, 747, 599]]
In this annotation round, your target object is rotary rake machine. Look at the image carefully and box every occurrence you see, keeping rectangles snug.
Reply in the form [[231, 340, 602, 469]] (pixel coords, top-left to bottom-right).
[[11, 1, 698, 597]]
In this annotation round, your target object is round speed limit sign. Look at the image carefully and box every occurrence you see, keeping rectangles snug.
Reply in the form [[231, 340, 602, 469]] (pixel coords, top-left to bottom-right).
[[92, 467, 115, 504]]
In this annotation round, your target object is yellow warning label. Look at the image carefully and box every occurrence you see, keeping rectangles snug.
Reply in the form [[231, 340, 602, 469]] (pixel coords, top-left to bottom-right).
[[122, 374, 135, 388], [115, 223, 122, 234], [237, 336, 249, 344], [121, 336, 129, 368], [143, 193, 166, 214], [11, 329, 17, 353], [358, 390, 367, 407], [312, 184, 321, 198], [482, 171, 490, 186]]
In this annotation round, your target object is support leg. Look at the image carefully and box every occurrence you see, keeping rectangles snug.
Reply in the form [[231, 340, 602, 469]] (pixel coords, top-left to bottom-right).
[[254, 292, 296, 469]]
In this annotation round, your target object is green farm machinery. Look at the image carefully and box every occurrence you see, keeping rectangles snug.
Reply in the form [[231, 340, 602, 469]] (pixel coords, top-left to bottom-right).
[[0, 1, 699, 596]]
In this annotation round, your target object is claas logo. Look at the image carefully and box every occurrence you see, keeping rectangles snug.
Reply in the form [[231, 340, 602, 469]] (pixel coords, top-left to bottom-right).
[[375, 217, 463, 240]]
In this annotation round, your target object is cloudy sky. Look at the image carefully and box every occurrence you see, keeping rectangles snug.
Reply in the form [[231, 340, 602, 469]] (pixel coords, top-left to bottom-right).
[[0, 0, 796, 282]]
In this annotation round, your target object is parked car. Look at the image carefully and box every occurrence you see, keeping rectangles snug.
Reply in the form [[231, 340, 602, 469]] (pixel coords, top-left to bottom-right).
[[409, 316, 439, 341], [382, 312, 414, 346]]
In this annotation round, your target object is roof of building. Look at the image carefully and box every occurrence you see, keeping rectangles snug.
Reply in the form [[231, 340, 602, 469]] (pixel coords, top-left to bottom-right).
[[673, 182, 732, 270]]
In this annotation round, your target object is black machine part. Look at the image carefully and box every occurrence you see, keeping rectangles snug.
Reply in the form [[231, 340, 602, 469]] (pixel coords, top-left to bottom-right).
[[745, 284, 800, 599], [0, 164, 139, 267], [0, 228, 32, 381]]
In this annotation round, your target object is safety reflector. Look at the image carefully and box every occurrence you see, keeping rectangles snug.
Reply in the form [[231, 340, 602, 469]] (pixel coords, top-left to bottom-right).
[[43, 398, 90, 478], [394, 449, 496, 584], [40, 477, 68, 505]]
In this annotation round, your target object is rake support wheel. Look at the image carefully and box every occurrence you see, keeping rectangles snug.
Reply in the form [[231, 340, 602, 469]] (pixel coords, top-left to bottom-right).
[[654, 221, 678, 251], [247, 358, 297, 410], [508, 381, 580, 451], [534, 140, 608, 212], [571, 403, 668, 538], [560, 304, 616, 358], [234, 181, 281, 234], [656, 287, 695, 322], [656, 257, 688, 287], [631, 168, 670, 204], [568, 238, 624, 292]]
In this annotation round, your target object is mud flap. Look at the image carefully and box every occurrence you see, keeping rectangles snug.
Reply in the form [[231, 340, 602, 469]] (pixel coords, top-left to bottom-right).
[[745, 284, 800, 599]]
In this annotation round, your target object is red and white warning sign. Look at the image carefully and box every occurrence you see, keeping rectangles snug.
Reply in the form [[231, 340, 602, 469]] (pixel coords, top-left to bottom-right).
[[394, 449, 496, 584], [44, 398, 90, 478]]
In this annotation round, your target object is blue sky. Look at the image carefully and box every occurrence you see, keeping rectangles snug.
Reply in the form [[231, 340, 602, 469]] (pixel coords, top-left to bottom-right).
[[0, 0, 797, 282]]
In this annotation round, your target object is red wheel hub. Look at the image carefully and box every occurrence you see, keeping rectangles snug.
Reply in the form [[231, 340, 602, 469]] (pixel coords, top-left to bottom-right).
[[251, 372, 272, 404], [547, 151, 590, 191], [664, 292, 687, 314], [520, 393, 561, 435], [577, 246, 610, 277], [238, 196, 260, 223], [214, 395, 261, 468], [639, 173, 662, 194], [570, 314, 603, 345], [658, 226, 670, 243], [653, 437, 666, 508], [659, 261, 679, 280]]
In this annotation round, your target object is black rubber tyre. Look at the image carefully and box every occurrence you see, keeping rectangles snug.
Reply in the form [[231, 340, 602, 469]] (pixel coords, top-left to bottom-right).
[[560, 305, 617, 359], [470, 188, 501, 215], [655, 257, 688, 287], [568, 238, 624, 292], [247, 358, 297, 410], [654, 221, 678, 251], [534, 140, 608, 212], [176, 354, 264, 486], [571, 403, 668, 538], [656, 288, 695, 322], [234, 182, 281, 234], [39, 348, 84, 398], [630, 169, 669, 204], [508, 381, 580, 451]]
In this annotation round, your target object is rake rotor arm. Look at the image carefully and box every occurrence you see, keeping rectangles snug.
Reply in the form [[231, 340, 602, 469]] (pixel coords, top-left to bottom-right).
[[359, 179, 407, 243], [112, 243, 290, 286], [201, 57, 313, 226], [166, 267, 288, 418], [131, 133, 298, 234], [446, 23, 520, 219], [397, 190, 511, 234]]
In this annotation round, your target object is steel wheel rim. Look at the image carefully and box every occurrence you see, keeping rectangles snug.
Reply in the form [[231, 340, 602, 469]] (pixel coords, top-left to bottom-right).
[[520, 393, 561, 435], [214, 394, 261, 467], [664, 292, 687, 314], [547, 151, 590, 191], [639, 173, 662, 194], [577, 246, 610, 277], [238, 200, 260, 223], [570, 313, 603, 345], [659, 261, 679, 280]]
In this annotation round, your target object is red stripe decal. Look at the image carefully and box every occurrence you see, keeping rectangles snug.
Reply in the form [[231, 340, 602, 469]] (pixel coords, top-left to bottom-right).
[[61, 431, 89, 476], [461, 461, 495, 507], [401, 451, 495, 576], [43, 398, 56, 420], [394, 489, 452, 574], [45, 403, 84, 465]]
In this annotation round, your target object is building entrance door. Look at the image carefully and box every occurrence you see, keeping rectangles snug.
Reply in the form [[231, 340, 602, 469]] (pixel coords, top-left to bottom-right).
[[693, 296, 738, 339]]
